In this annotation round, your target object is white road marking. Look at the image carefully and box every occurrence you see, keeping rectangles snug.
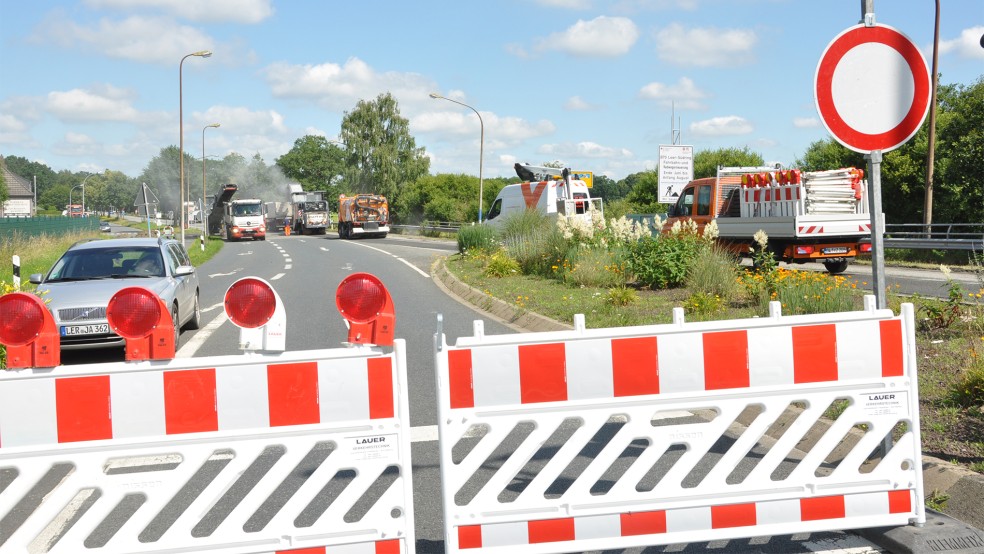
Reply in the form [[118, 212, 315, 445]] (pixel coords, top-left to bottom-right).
[[177, 311, 228, 358], [320, 247, 330, 252], [411, 425, 439, 443], [285, 264, 292, 270], [285, 258, 292, 263], [271, 273, 285, 280], [349, 241, 429, 277], [208, 270, 239, 277], [202, 302, 224, 313], [238, 251, 253, 255]]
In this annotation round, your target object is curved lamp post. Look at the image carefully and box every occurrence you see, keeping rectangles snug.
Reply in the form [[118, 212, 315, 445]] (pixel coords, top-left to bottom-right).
[[179, 49, 212, 245], [201, 122, 220, 250], [429, 92, 485, 222]]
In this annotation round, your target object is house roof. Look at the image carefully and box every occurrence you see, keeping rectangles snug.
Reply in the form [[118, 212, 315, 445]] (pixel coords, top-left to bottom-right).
[[0, 157, 35, 198]]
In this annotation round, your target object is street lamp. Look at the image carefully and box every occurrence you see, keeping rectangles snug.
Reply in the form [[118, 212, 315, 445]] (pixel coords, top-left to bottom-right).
[[179, 49, 212, 245], [201, 122, 220, 251], [429, 92, 485, 222]]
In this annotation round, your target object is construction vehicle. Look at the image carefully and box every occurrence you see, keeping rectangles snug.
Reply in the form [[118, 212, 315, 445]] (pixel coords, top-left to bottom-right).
[[337, 194, 389, 239], [485, 164, 603, 227], [664, 166, 872, 274], [263, 201, 290, 232], [207, 183, 266, 241], [286, 184, 330, 235]]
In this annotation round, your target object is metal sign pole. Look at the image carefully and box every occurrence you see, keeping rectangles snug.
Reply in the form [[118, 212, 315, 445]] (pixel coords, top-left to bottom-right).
[[865, 150, 887, 310]]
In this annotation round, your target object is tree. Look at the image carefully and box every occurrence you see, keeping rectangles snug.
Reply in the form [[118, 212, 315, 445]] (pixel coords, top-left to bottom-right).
[[339, 93, 430, 220], [137, 146, 182, 215], [591, 174, 628, 201], [0, 169, 8, 205], [693, 146, 764, 178], [276, 135, 346, 198], [624, 171, 664, 213]]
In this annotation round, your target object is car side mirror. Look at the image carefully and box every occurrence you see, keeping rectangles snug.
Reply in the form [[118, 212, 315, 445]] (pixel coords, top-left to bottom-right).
[[174, 265, 195, 277], [29, 273, 44, 284]]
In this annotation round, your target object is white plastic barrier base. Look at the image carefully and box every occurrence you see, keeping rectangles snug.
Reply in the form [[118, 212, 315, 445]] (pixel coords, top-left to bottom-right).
[[434, 300, 923, 553], [0, 343, 414, 554]]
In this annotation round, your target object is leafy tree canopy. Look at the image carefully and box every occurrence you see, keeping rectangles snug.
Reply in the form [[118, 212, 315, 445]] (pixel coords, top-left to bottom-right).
[[339, 92, 430, 219]]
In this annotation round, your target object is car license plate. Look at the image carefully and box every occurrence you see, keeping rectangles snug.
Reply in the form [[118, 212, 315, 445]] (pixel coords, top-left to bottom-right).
[[61, 324, 111, 336], [822, 247, 849, 254]]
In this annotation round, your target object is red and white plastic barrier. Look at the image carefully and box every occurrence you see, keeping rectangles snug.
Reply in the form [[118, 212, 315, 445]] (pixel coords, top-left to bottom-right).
[[434, 297, 923, 553], [0, 274, 414, 554], [740, 168, 866, 219]]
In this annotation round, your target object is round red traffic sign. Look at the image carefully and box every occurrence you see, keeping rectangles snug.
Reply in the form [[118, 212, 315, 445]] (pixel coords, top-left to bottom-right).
[[815, 24, 930, 153]]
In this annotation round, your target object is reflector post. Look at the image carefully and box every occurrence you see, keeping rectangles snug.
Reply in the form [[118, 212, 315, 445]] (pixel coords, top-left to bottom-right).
[[335, 273, 395, 347], [107, 286, 175, 361], [224, 277, 286, 352], [0, 292, 60, 368]]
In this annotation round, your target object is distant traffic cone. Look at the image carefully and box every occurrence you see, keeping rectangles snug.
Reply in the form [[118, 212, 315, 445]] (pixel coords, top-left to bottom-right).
[[284, 225, 291, 236]]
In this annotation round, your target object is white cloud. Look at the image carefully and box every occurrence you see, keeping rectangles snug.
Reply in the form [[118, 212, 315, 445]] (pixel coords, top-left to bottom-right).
[[689, 116, 753, 136], [414, 110, 555, 143], [564, 96, 598, 110], [793, 117, 819, 128], [0, 113, 27, 133], [638, 77, 709, 109], [939, 26, 984, 60], [84, 0, 274, 23], [263, 57, 437, 111], [535, 16, 639, 57], [655, 23, 757, 67], [196, 106, 288, 135], [536, 141, 634, 159], [45, 86, 143, 122], [33, 14, 225, 65]]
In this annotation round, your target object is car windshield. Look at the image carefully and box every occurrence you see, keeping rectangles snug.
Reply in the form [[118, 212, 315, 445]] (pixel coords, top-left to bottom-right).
[[303, 201, 326, 211], [46, 246, 165, 281]]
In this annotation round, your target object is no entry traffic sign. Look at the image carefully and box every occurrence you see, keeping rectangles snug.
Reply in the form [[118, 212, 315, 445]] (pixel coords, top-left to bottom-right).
[[815, 24, 931, 153]]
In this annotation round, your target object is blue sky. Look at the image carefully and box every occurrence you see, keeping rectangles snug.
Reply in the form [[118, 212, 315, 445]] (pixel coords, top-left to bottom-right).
[[1, 0, 981, 181]]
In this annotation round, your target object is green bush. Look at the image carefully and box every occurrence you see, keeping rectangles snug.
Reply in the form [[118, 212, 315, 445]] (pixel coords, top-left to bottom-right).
[[483, 249, 520, 278], [625, 234, 707, 289], [949, 357, 984, 409], [457, 224, 498, 255]]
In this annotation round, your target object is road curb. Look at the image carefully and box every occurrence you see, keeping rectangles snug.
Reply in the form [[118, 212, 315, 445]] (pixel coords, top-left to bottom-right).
[[432, 254, 984, 534]]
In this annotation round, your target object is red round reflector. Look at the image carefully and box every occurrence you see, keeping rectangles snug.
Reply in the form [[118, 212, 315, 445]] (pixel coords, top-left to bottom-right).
[[336, 273, 387, 323], [225, 278, 276, 328], [0, 293, 46, 346], [107, 288, 162, 339]]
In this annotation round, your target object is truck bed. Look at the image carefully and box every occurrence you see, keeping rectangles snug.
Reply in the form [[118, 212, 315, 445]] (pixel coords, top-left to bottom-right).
[[715, 213, 872, 239]]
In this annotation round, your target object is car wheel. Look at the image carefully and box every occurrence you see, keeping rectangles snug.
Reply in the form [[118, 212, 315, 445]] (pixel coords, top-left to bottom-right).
[[186, 292, 201, 330], [172, 304, 181, 348]]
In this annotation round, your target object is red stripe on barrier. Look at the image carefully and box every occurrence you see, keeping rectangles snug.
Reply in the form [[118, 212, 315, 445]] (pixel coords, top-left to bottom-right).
[[612, 337, 659, 397], [620, 510, 667, 536], [55, 376, 112, 443], [448, 349, 475, 409], [267, 362, 320, 426], [888, 490, 912, 514], [879, 320, 904, 377], [459, 525, 483, 548], [368, 357, 395, 419], [276, 548, 325, 554], [792, 325, 838, 383], [375, 539, 400, 554], [519, 343, 567, 404], [711, 502, 757, 529], [800, 495, 846, 521], [164, 369, 218, 435], [529, 517, 575, 543], [703, 330, 749, 390]]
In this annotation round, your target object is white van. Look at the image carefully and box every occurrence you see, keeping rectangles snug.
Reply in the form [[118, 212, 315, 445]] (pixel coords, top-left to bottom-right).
[[485, 165, 603, 227]]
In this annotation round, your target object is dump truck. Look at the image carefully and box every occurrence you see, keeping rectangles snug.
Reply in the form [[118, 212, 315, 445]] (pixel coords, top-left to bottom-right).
[[337, 194, 389, 239], [664, 166, 872, 274], [286, 184, 330, 235], [207, 183, 266, 241]]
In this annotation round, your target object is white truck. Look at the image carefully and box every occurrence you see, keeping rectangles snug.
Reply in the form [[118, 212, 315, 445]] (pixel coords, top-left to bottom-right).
[[286, 183, 330, 235], [223, 197, 266, 241], [664, 166, 872, 274], [484, 164, 603, 227]]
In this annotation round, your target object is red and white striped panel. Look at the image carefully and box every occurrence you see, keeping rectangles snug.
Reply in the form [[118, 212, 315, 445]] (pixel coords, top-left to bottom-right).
[[446, 319, 905, 410], [798, 225, 824, 234], [0, 356, 396, 449], [270, 539, 402, 554], [454, 490, 914, 550]]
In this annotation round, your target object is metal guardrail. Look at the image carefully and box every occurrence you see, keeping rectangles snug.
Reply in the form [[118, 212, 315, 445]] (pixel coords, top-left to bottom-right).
[[883, 223, 984, 251], [379, 220, 984, 253]]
